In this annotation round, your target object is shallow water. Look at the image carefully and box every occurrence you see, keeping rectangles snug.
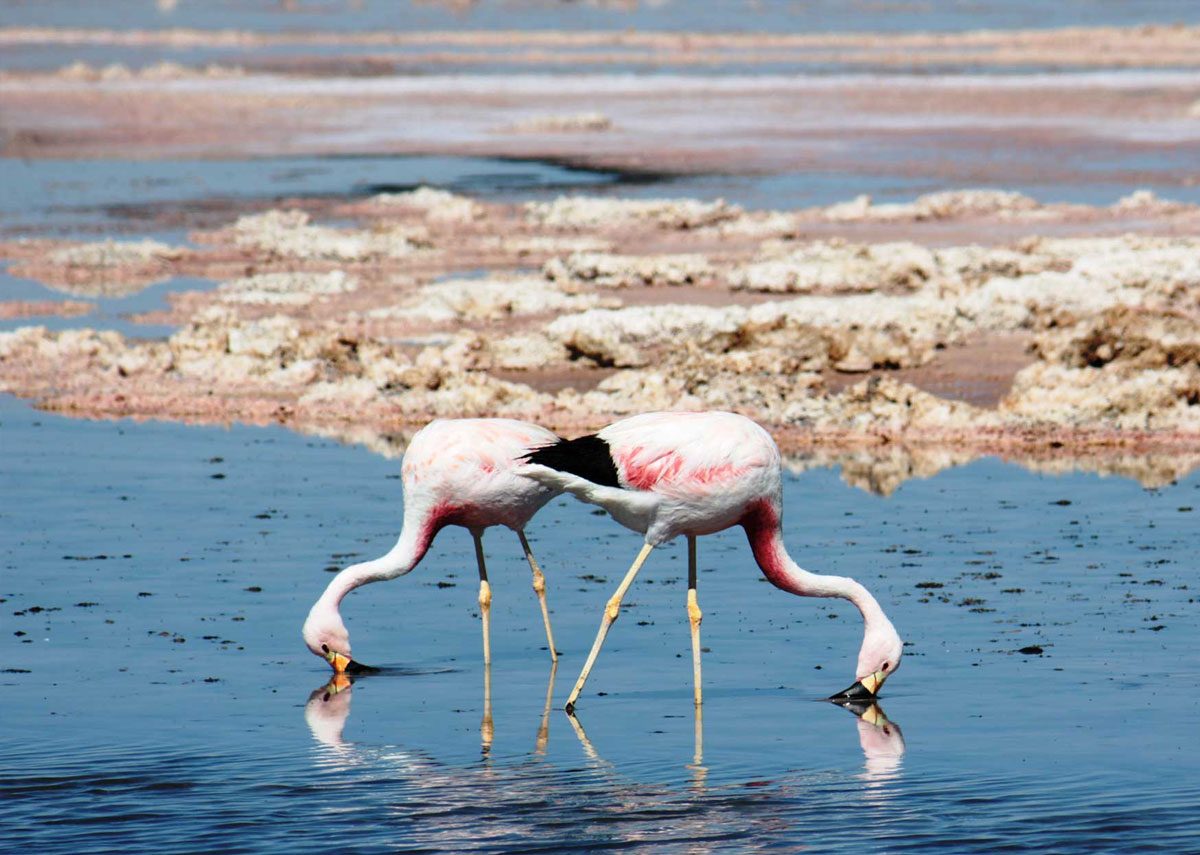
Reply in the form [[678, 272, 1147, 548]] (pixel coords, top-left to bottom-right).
[[0, 155, 617, 239], [4, 395, 1200, 851], [4, 0, 1199, 37], [6, 0, 1200, 80]]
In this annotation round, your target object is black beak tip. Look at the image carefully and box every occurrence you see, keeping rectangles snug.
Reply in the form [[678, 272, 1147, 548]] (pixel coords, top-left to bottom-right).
[[344, 659, 379, 675], [828, 680, 876, 703]]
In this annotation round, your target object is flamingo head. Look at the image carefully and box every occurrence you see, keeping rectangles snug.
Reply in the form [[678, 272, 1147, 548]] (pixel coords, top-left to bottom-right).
[[832, 615, 903, 702], [302, 601, 353, 672]]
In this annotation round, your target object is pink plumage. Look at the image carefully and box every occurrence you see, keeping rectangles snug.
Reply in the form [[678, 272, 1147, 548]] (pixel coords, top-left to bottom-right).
[[303, 418, 562, 673], [521, 410, 904, 711]]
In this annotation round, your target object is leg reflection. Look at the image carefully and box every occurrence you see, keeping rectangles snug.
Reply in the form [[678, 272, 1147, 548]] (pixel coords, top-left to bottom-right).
[[481, 662, 494, 758], [535, 661, 558, 756], [564, 709, 612, 770], [688, 702, 707, 791]]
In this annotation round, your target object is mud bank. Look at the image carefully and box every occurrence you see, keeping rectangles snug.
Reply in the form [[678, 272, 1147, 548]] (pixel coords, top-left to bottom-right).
[[4, 67, 1200, 189], [2, 187, 1199, 491]]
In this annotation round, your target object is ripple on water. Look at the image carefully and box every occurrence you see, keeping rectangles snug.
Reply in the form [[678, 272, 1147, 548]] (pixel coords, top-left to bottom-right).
[[7, 737, 1199, 853]]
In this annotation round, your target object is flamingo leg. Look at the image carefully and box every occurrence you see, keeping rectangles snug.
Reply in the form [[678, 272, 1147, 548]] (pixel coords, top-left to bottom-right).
[[564, 541, 655, 713], [473, 530, 492, 666], [517, 529, 557, 662], [687, 535, 703, 707]]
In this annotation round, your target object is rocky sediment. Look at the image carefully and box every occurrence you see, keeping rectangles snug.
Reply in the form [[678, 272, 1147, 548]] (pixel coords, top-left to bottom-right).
[[3, 188, 1199, 492]]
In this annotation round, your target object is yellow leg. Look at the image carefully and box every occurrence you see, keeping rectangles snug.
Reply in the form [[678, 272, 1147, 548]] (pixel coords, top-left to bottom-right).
[[518, 529, 557, 663], [564, 541, 655, 713], [687, 535, 703, 707], [474, 531, 492, 667]]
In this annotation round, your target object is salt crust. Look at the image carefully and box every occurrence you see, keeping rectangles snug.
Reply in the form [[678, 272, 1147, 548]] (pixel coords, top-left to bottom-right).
[[3, 194, 1200, 466]]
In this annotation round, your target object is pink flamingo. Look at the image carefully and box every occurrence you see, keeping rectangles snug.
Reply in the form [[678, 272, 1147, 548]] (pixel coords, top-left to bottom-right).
[[303, 418, 562, 673], [520, 410, 903, 712]]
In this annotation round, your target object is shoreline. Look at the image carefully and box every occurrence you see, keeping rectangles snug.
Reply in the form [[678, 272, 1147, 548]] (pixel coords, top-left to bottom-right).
[[3, 187, 1199, 492]]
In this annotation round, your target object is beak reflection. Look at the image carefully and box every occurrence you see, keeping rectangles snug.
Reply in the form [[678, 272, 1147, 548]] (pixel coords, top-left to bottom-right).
[[830, 697, 906, 783], [304, 674, 356, 748]]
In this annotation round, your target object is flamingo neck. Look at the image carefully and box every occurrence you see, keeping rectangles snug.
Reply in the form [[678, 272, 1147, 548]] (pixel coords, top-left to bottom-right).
[[742, 499, 888, 628], [315, 504, 444, 613]]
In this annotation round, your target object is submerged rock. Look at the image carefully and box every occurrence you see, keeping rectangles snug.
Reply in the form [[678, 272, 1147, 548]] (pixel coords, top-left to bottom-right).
[[525, 195, 741, 229], [731, 240, 938, 294], [821, 189, 1042, 222], [220, 209, 420, 261], [369, 276, 616, 323], [544, 251, 713, 288], [217, 271, 358, 305], [366, 187, 485, 223]]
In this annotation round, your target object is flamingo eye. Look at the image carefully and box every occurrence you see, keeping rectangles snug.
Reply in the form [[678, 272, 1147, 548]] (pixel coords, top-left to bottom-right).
[[882, 662, 890, 671], [321, 644, 330, 653]]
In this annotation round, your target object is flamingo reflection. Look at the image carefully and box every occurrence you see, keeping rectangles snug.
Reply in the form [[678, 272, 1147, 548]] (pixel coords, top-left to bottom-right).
[[303, 665, 560, 760], [832, 699, 906, 785]]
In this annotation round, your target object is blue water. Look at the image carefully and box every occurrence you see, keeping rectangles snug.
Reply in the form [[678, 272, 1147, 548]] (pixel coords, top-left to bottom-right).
[[4, 395, 1200, 851], [3, 0, 1198, 35], [4, 0, 1199, 79], [0, 155, 617, 239]]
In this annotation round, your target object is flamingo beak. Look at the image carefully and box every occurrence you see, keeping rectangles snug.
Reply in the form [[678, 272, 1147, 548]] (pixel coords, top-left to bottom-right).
[[828, 670, 887, 702], [323, 648, 379, 675], [324, 649, 352, 673]]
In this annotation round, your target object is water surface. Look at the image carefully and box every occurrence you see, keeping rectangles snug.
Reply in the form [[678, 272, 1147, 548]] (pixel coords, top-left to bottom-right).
[[4, 395, 1199, 851]]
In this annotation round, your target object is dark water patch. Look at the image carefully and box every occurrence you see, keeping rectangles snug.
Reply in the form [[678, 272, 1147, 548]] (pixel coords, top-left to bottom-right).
[[0, 155, 616, 238]]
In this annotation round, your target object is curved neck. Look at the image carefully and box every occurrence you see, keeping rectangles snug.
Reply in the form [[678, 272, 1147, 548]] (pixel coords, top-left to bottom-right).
[[316, 510, 439, 611], [742, 499, 888, 628]]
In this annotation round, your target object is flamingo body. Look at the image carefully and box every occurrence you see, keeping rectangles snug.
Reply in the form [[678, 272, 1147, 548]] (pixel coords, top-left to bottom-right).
[[400, 417, 560, 535], [303, 417, 562, 671], [521, 410, 903, 709]]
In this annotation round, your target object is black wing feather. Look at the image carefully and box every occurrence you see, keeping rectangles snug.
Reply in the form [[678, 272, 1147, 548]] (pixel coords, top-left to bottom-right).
[[524, 434, 621, 489]]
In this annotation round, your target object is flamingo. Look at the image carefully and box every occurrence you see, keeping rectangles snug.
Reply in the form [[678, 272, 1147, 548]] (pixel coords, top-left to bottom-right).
[[303, 418, 562, 673], [519, 410, 903, 712]]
